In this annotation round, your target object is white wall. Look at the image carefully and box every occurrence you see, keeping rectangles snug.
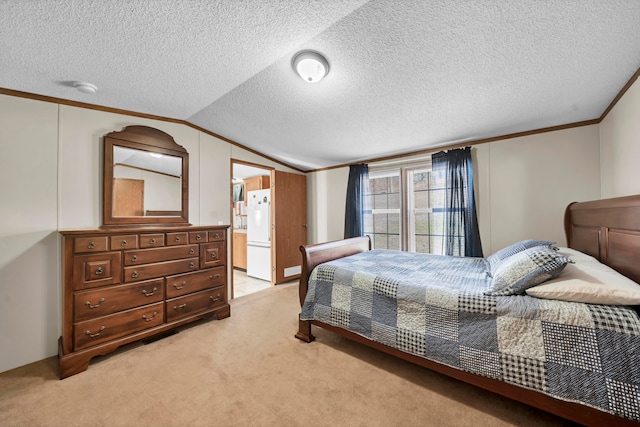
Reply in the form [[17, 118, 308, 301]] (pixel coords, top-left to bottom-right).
[[600, 77, 640, 198], [306, 124, 601, 256], [0, 94, 299, 374], [306, 168, 349, 244], [0, 96, 59, 373]]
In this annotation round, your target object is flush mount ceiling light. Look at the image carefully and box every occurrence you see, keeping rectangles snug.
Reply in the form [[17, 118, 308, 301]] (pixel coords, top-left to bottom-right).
[[73, 81, 98, 94], [292, 51, 329, 83]]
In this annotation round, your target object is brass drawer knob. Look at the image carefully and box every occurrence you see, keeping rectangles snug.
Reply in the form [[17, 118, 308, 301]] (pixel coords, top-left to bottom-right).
[[95, 267, 104, 275], [120, 240, 128, 246], [88, 241, 96, 249], [196, 235, 202, 241], [214, 233, 220, 239], [175, 236, 181, 242], [189, 249, 195, 255], [189, 262, 195, 268], [131, 255, 138, 262], [131, 271, 138, 278], [149, 238, 156, 244]]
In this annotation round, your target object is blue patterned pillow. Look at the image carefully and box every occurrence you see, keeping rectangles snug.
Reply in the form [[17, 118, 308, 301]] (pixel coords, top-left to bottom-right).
[[487, 239, 555, 274], [485, 245, 569, 296]]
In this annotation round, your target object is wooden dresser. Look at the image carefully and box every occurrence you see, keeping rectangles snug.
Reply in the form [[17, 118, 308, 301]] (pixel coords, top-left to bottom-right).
[[58, 225, 230, 378]]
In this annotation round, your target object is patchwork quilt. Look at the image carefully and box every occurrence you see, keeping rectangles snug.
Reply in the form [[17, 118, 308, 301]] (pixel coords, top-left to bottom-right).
[[300, 250, 640, 421]]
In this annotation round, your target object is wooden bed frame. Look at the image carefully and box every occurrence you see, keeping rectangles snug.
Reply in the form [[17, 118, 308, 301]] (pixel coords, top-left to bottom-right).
[[296, 195, 640, 427]]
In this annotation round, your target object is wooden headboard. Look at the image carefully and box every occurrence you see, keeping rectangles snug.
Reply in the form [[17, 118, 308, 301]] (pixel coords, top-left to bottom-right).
[[565, 194, 640, 284]]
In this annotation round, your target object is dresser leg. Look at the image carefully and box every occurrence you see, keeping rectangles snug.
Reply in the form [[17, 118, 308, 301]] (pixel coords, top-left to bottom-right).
[[58, 345, 91, 379], [215, 304, 231, 319]]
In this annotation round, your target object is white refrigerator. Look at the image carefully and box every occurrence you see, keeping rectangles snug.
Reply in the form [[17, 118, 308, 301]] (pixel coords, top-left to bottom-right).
[[246, 189, 271, 281]]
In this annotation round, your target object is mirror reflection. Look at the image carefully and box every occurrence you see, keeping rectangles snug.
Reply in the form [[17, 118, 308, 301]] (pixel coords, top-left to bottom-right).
[[112, 146, 183, 217]]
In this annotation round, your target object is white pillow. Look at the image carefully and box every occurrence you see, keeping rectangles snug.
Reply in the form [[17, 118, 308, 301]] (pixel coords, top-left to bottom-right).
[[526, 260, 640, 305], [555, 247, 599, 263]]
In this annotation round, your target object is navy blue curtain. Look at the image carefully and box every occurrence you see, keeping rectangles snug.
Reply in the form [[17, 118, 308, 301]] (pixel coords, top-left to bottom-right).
[[344, 164, 369, 238], [431, 147, 483, 257]]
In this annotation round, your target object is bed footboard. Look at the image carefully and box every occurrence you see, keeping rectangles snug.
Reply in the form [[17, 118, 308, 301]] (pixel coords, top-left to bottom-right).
[[295, 236, 371, 342]]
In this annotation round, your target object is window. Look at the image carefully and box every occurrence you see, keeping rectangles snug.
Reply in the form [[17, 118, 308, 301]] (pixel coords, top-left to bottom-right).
[[363, 161, 447, 255], [363, 169, 401, 250]]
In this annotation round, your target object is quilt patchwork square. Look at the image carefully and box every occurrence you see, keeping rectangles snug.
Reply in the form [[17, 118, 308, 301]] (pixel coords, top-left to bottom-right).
[[330, 307, 350, 328], [496, 295, 540, 320], [460, 346, 501, 380], [589, 305, 640, 336], [349, 312, 372, 338], [596, 329, 640, 382], [331, 283, 352, 312], [424, 335, 460, 367], [547, 363, 608, 410], [352, 271, 375, 292], [538, 299, 595, 329], [314, 264, 337, 282], [459, 292, 496, 314], [458, 311, 499, 352], [606, 378, 640, 419], [501, 353, 547, 391], [373, 275, 399, 298], [372, 293, 397, 326], [313, 303, 331, 322], [372, 321, 397, 347], [397, 328, 425, 355], [425, 286, 458, 310], [497, 316, 545, 360], [314, 279, 334, 307], [542, 322, 602, 372], [398, 299, 426, 334], [425, 305, 458, 341], [350, 287, 373, 318]]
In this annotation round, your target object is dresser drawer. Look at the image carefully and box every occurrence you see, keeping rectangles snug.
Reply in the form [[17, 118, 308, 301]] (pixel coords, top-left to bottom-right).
[[73, 278, 164, 322], [123, 257, 198, 283], [74, 302, 164, 351], [73, 252, 122, 290], [166, 232, 188, 246], [166, 287, 226, 322], [208, 229, 226, 242], [200, 242, 226, 268], [74, 236, 108, 254], [110, 234, 139, 251], [189, 231, 207, 243], [166, 267, 225, 299], [140, 233, 165, 248], [124, 244, 198, 266]]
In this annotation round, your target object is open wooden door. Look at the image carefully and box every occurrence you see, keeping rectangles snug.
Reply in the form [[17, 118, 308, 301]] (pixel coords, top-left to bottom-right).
[[271, 170, 307, 284]]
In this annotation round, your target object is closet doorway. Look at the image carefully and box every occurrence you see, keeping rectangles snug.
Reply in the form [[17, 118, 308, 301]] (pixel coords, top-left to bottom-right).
[[231, 161, 272, 298]]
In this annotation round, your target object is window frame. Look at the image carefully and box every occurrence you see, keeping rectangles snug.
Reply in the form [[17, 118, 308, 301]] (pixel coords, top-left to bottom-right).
[[364, 158, 444, 253]]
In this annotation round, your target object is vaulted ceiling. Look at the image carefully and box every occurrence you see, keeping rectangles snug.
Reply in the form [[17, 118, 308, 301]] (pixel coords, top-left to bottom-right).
[[2, 1, 640, 171]]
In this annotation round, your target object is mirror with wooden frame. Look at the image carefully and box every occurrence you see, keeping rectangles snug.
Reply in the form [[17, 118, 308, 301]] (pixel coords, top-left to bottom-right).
[[102, 125, 189, 227]]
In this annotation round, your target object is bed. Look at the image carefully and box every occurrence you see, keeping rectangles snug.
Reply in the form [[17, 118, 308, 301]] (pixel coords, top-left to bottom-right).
[[295, 195, 640, 426]]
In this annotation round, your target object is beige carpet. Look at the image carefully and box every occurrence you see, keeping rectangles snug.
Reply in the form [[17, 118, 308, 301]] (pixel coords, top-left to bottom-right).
[[0, 282, 577, 427]]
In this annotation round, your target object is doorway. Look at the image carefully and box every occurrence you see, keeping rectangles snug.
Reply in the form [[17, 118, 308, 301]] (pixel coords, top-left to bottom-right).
[[231, 161, 273, 298]]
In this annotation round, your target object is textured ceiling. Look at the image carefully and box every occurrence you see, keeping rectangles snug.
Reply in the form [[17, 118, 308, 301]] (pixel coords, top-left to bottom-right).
[[2, 1, 640, 171]]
